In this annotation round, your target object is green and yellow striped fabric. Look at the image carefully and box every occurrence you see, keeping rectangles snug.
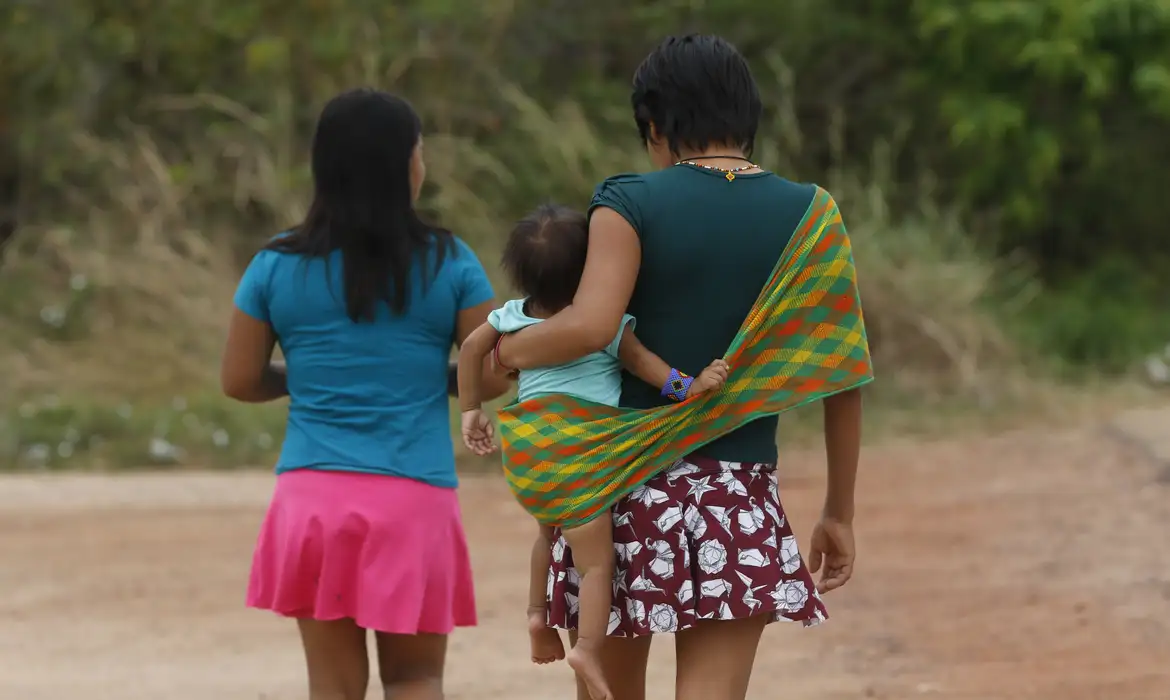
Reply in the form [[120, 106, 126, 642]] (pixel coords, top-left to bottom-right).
[[498, 187, 874, 528]]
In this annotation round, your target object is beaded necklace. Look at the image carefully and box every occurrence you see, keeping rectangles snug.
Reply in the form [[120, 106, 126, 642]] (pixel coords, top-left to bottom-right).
[[675, 156, 760, 181]]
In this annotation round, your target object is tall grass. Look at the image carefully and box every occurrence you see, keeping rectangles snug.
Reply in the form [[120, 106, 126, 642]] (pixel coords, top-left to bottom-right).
[[0, 84, 1132, 469]]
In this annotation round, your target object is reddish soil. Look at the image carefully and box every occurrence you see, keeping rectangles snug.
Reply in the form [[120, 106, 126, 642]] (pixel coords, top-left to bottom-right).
[[2, 420, 1168, 699]]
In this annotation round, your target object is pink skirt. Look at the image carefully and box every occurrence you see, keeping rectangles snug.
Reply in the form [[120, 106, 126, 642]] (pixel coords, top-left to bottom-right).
[[246, 469, 477, 635]]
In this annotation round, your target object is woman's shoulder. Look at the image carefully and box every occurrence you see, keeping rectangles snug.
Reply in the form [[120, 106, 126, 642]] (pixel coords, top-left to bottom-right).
[[595, 172, 648, 188], [589, 173, 654, 229]]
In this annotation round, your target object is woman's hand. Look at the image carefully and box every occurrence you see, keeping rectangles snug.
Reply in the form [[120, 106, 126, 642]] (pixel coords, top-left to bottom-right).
[[807, 516, 855, 593], [460, 409, 497, 456]]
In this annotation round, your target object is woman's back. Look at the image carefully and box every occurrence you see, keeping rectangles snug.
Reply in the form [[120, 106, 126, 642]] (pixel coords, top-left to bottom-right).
[[234, 236, 492, 486], [594, 164, 817, 463]]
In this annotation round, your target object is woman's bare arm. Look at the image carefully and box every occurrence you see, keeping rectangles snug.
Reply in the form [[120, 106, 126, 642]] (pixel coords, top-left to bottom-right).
[[456, 300, 512, 402], [220, 309, 288, 402], [495, 207, 641, 370], [822, 388, 862, 521]]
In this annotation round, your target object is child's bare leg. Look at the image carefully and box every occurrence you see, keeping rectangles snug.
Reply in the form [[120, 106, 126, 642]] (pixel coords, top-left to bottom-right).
[[560, 514, 615, 700], [528, 524, 566, 664]]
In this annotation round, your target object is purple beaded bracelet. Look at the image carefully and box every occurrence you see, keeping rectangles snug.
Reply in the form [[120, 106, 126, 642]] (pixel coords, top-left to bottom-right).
[[661, 368, 693, 402]]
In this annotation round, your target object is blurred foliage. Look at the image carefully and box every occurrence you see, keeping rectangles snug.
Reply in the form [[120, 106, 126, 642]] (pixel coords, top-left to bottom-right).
[[4, 0, 1170, 270], [0, 0, 1168, 469]]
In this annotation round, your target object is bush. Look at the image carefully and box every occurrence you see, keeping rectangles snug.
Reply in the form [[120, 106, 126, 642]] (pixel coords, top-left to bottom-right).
[[2, 1, 1166, 466]]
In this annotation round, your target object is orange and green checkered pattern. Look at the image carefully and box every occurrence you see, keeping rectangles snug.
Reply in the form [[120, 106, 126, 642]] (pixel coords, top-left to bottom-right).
[[498, 187, 874, 528]]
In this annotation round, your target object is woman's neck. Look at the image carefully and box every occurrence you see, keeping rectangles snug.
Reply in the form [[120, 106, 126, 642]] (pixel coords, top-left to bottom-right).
[[674, 144, 749, 163]]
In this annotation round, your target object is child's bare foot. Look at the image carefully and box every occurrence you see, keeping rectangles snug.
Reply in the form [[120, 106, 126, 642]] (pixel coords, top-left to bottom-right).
[[566, 640, 612, 700], [527, 611, 565, 664]]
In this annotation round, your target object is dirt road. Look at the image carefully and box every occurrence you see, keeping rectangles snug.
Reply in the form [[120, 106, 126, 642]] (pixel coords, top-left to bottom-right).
[[2, 418, 1169, 699]]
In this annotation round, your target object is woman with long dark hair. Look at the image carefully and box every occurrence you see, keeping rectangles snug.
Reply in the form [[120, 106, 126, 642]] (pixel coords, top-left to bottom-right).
[[220, 88, 508, 700], [494, 36, 864, 700]]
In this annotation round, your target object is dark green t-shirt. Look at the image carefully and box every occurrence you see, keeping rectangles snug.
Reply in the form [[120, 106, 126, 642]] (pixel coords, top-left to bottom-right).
[[589, 164, 818, 464]]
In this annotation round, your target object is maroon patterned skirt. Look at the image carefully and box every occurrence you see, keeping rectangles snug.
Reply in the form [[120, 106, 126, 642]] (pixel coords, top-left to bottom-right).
[[545, 456, 828, 637]]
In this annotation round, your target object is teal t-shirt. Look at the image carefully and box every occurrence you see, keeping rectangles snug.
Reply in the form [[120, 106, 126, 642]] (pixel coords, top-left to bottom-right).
[[232, 235, 494, 488], [489, 299, 635, 406], [589, 165, 819, 464]]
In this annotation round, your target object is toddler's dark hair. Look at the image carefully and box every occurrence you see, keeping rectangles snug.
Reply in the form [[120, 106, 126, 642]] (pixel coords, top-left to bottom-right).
[[501, 204, 588, 313]]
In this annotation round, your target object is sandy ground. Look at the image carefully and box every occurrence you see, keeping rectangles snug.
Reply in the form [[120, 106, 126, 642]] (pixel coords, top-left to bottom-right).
[[2, 416, 1170, 700]]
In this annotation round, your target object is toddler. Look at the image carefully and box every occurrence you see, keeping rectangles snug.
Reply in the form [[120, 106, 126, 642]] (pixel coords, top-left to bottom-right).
[[457, 204, 727, 699]]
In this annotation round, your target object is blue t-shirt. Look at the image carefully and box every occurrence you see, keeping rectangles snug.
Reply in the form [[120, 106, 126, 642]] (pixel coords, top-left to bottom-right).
[[488, 299, 635, 406], [233, 235, 494, 488]]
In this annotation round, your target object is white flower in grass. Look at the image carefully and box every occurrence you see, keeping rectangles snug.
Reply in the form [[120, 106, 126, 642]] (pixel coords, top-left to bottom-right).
[[648, 604, 679, 633], [697, 540, 728, 575], [779, 536, 802, 574], [771, 580, 809, 612]]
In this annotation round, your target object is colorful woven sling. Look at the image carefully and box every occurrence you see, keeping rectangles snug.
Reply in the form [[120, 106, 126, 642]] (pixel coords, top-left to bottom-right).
[[498, 187, 874, 529]]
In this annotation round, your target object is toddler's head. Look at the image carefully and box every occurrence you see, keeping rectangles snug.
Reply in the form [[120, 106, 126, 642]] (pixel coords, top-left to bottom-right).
[[501, 204, 588, 315]]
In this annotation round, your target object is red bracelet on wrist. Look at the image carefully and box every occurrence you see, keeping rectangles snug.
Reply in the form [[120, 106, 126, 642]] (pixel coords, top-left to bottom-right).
[[493, 333, 516, 374]]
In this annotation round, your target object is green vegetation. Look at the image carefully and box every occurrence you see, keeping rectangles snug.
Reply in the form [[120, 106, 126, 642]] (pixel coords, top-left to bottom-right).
[[2, 0, 1167, 468]]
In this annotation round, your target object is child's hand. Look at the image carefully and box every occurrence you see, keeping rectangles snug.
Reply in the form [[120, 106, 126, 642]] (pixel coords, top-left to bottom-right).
[[461, 409, 497, 456], [686, 359, 730, 398]]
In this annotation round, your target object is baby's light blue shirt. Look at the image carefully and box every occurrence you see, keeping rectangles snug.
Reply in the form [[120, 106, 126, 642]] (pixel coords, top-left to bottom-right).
[[488, 299, 635, 406]]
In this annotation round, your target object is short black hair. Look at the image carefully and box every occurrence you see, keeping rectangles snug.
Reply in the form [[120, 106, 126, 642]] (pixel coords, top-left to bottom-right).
[[501, 204, 588, 313], [631, 35, 762, 157]]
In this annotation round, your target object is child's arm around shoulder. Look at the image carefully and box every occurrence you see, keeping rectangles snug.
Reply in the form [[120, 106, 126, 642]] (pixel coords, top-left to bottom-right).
[[616, 326, 729, 401]]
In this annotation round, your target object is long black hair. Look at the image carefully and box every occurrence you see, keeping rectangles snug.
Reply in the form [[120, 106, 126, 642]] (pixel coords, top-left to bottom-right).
[[268, 88, 452, 322]]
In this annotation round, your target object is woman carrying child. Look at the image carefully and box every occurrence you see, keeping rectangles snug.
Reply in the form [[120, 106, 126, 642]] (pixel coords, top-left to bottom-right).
[[457, 204, 731, 680], [489, 35, 868, 700]]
